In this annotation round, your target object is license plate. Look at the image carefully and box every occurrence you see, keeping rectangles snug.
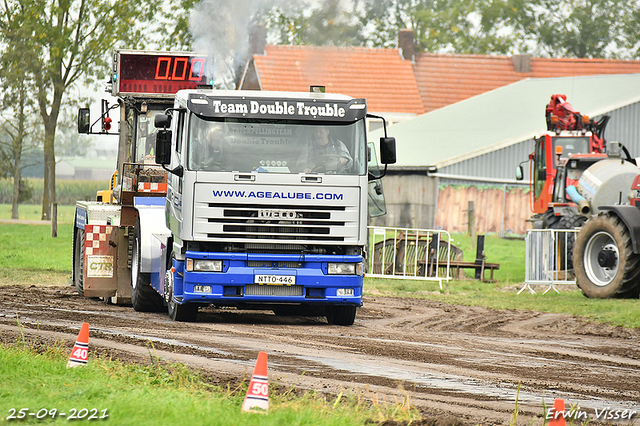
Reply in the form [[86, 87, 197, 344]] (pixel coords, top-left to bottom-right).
[[254, 275, 296, 285], [337, 288, 354, 296], [194, 285, 212, 293]]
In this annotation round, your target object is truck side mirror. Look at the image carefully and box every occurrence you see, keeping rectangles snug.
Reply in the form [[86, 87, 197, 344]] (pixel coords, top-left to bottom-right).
[[154, 114, 171, 129], [516, 165, 523, 181], [78, 108, 90, 134], [155, 130, 172, 165], [380, 137, 396, 164]]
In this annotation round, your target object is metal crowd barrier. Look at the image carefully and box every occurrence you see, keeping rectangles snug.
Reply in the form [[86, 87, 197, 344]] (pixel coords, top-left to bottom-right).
[[366, 226, 454, 289], [519, 228, 578, 294]]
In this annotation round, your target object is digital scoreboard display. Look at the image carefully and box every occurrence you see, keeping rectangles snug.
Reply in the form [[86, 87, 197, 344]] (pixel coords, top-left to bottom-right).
[[115, 51, 209, 96]]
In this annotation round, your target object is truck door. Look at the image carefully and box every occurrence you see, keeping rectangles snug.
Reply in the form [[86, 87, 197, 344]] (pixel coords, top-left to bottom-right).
[[532, 135, 552, 214]]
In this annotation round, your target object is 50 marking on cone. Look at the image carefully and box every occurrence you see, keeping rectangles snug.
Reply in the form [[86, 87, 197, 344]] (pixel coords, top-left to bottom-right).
[[242, 351, 269, 413]]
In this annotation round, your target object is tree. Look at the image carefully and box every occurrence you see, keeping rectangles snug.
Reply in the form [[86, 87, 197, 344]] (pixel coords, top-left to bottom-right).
[[623, 5, 640, 58], [502, 0, 640, 58], [0, 0, 159, 220], [357, 0, 518, 54], [0, 2, 40, 219], [0, 84, 40, 219], [267, 0, 365, 47]]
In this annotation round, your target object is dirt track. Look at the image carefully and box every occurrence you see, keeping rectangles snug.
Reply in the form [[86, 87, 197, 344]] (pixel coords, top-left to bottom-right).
[[1, 284, 639, 425]]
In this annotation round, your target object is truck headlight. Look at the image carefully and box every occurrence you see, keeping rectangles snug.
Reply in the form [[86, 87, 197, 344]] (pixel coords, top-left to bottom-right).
[[186, 259, 223, 272], [328, 262, 363, 275]]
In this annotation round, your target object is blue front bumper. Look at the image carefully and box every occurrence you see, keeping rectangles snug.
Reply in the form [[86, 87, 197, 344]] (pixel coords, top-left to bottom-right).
[[172, 251, 363, 307]]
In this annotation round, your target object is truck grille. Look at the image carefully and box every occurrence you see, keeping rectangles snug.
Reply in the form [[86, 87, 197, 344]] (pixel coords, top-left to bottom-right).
[[245, 285, 303, 296], [193, 184, 361, 244], [199, 203, 351, 242], [247, 261, 302, 268]]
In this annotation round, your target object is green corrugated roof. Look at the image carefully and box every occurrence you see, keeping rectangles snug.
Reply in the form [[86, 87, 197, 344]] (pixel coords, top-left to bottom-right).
[[371, 73, 640, 168]]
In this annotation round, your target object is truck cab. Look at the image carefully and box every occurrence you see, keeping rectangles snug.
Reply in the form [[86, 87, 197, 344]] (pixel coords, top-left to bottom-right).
[[152, 89, 395, 324]]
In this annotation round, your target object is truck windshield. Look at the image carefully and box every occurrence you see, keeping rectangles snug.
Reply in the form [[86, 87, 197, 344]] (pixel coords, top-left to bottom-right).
[[187, 115, 367, 175], [552, 136, 591, 162], [134, 108, 165, 164]]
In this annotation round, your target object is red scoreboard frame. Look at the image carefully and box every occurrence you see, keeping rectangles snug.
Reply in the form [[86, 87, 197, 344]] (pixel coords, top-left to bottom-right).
[[114, 51, 209, 97]]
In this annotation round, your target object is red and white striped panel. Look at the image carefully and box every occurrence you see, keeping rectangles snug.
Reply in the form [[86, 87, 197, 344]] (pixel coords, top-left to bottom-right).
[[137, 182, 167, 193], [84, 225, 114, 256]]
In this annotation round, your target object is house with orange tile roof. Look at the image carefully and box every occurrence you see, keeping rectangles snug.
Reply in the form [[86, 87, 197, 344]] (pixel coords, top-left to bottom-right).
[[239, 44, 425, 131], [413, 52, 640, 113], [239, 29, 640, 116]]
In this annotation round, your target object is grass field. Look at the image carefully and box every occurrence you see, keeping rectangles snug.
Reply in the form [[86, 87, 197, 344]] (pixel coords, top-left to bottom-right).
[[0, 340, 416, 425], [0, 223, 73, 286], [0, 204, 77, 223]]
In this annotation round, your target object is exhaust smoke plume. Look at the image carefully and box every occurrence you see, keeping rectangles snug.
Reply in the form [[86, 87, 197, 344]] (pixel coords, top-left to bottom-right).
[[189, 0, 353, 89], [189, 0, 274, 88]]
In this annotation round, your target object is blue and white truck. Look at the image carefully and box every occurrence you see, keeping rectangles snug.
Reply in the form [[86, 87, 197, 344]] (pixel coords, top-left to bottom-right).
[[73, 50, 396, 326]]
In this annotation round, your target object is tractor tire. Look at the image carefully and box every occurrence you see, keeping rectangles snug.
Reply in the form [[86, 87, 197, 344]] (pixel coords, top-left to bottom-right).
[[326, 306, 357, 326], [542, 209, 560, 229], [573, 212, 640, 298], [73, 228, 85, 295], [556, 215, 588, 270], [559, 214, 588, 230], [131, 220, 166, 312]]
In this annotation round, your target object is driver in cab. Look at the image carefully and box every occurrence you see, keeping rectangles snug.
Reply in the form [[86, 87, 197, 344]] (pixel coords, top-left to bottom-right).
[[191, 127, 228, 171], [297, 126, 353, 173]]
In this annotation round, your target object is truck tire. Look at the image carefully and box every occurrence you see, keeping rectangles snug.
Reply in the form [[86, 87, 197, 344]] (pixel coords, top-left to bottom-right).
[[73, 228, 85, 295], [573, 212, 640, 298], [168, 299, 198, 322], [326, 306, 357, 326], [131, 220, 166, 312], [165, 271, 198, 322]]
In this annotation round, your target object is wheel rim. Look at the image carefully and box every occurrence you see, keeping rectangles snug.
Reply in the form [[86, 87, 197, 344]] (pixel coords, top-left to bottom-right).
[[132, 236, 140, 290], [584, 231, 619, 286], [164, 270, 173, 305]]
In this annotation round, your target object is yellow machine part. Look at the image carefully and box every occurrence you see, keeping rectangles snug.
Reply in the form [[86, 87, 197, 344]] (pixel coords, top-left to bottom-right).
[[96, 171, 117, 203]]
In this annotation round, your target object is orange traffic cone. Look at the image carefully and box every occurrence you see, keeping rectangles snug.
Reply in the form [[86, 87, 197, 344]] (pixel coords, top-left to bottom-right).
[[548, 399, 567, 426], [67, 322, 90, 368], [241, 351, 269, 413]]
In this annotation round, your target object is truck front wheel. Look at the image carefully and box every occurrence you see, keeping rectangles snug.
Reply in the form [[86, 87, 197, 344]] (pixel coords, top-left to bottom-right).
[[574, 213, 640, 298], [131, 220, 166, 312], [326, 306, 357, 326], [165, 270, 198, 322]]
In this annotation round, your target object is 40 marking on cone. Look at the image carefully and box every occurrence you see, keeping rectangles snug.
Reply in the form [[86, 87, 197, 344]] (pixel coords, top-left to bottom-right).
[[67, 322, 90, 368]]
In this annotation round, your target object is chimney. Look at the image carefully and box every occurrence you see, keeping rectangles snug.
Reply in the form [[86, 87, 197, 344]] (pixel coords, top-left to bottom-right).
[[249, 23, 266, 56], [236, 24, 267, 89], [511, 54, 532, 73], [398, 29, 414, 61]]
